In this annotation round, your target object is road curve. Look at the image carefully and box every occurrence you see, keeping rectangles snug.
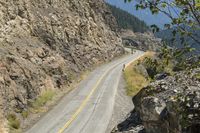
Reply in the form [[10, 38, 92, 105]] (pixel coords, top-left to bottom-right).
[[26, 50, 144, 133]]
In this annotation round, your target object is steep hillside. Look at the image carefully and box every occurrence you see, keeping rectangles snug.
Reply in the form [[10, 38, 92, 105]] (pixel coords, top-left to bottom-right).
[[0, 0, 124, 131], [106, 3, 149, 33]]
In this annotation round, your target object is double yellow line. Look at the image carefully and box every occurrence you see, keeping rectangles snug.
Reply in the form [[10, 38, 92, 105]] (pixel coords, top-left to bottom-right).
[[58, 61, 118, 133], [58, 53, 143, 133]]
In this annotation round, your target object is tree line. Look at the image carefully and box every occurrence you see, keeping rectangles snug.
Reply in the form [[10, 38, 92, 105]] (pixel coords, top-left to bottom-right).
[[107, 3, 149, 33]]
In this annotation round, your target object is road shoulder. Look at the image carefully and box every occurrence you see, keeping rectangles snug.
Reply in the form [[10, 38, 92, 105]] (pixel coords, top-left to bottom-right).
[[106, 75, 134, 133]]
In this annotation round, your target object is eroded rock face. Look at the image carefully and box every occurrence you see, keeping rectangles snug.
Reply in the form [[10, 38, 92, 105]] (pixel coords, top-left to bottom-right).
[[133, 68, 200, 133], [0, 0, 124, 129]]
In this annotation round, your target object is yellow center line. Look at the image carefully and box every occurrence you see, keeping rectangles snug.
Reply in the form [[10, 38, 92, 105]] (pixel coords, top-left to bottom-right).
[[58, 63, 116, 133], [57, 53, 144, 133]]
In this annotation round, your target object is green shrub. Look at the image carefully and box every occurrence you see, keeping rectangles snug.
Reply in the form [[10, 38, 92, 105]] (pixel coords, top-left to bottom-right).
[[142, 47, 175, 79], [194, 73, 200, 80], [142, 57, 160, 79], [21, 111, 29, 118], [7, 114, 20, 129], [32, 90, 55, 109]]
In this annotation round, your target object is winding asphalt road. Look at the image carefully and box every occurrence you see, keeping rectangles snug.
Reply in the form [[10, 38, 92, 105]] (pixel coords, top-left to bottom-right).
[[26, 50, 144, 133]]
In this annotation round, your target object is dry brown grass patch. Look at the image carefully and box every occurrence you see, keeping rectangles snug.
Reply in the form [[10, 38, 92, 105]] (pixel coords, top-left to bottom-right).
[[124, 51, 155, 96]]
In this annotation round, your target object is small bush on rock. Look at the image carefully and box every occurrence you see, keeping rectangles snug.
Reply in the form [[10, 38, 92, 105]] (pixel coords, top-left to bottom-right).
[[31, 90, 55, 109], [7, 114, 20, 129]]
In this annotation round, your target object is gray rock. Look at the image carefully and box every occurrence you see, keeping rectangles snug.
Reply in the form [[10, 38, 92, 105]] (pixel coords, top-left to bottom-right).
[[132, 68, 200, 133], [141, 97, 167, 122], [154, 73, 169, 80], [112, 68, 200, 133]]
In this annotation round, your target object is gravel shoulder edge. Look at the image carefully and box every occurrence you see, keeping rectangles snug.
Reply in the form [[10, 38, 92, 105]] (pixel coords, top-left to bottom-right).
[[106, 74, 134, 133]]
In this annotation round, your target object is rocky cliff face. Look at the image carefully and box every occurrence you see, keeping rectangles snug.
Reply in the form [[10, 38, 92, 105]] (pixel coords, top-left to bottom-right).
[[0, 0, 124, 131]]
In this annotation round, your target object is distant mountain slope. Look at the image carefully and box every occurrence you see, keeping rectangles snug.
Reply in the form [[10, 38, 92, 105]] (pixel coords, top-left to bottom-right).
[[155, 28, 200, 54], [107, 3, 149, 33], [106, 0, 170, 28]]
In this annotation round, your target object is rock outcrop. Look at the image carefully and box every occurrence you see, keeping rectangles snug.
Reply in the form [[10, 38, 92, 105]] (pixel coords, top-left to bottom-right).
[[0, 0, 124, 131], [113, 68, 200, 133], [133, 68, 200, 133]]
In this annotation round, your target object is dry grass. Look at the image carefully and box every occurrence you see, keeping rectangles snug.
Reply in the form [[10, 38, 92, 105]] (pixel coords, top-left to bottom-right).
[[124, 51, 155, 96], [30, 90, 56, 113], [195, 73, 200, 80], [7, 114, 20, 130]]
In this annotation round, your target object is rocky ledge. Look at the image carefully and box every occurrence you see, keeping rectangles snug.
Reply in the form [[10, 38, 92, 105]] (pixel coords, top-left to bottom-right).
[[113, 68, 200, 133]]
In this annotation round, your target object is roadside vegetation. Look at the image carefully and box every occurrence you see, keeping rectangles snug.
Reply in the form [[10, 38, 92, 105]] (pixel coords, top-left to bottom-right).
[[7, 114, 20, 130], [124, 45, 199, 97], [30, 90, 56, 113], [23, 90, 57, 115], [123, 0, 200, 70], [7, 90, 56, 132], [124, 51, 155, 96]]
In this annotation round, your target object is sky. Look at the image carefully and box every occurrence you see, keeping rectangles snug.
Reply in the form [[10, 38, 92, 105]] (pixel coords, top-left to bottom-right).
[[106, 0, 171, 28]]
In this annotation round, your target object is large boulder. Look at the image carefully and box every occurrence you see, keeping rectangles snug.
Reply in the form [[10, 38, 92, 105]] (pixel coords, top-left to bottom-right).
[[133, 68, 200, 133]]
